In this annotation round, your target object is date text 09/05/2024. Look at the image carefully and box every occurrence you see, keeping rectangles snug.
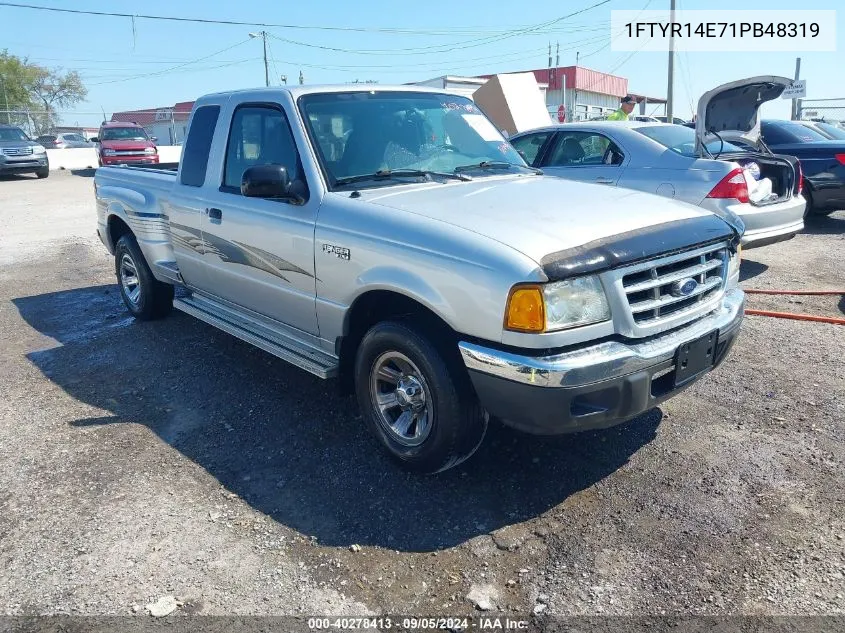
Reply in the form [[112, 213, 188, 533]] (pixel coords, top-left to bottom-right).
[[625, 21, 820, 39], [306, 617, 530, 630]]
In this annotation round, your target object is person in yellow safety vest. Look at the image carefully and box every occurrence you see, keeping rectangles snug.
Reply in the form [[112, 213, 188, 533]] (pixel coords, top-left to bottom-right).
[[607, 95, 636, 121]]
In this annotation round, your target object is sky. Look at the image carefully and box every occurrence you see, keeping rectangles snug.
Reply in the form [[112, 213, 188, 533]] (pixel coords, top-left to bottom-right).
[[0, 0, 842, 127]]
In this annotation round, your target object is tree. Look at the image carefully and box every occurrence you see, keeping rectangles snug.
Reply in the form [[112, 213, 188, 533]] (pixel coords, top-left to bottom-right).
[[0, 51, 38, 127], [28, 67, 87, 134], [0, 50, 87, 133]]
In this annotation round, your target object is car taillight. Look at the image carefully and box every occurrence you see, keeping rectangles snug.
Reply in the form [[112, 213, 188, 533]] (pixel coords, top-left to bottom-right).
[[835, 153, 845, 165], [796, 161, 803, 194], [706, 167, 749, 203], [53, 139, 61, 145]]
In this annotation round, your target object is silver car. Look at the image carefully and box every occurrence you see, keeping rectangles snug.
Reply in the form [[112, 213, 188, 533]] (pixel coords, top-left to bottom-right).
[[511, 77, 806, 249], [35, 133, 92, 149]]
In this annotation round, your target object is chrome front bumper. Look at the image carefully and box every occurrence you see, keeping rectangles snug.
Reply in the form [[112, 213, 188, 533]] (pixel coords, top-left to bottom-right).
[[459, 289, 745, 434]]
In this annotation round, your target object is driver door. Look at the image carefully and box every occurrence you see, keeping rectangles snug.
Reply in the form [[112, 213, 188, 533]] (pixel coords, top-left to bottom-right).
[[196, 102, 320, 336]]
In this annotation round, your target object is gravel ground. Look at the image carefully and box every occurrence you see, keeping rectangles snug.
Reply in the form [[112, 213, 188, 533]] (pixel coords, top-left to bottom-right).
[[0, 171, 843, 620]]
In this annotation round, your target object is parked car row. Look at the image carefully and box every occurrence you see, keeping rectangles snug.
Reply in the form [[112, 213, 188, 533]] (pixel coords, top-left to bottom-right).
[[513, 77, 807, 249], [514, 76, 844, 247]]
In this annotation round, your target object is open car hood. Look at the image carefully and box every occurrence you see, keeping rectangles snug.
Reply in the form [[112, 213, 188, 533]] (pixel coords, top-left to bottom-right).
[[695, 76, 791, 156]]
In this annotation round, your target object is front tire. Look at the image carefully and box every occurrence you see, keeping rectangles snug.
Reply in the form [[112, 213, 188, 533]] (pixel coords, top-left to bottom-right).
[[35, 165, 49, 179], [114, 234, 174, 320], [354, 321, 487, 474]]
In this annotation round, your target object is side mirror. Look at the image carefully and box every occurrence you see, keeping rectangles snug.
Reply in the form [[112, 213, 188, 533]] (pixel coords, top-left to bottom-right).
[[241, 164, 294, 200], [150, 136, 158, 143], [90, 137, 99, 143]]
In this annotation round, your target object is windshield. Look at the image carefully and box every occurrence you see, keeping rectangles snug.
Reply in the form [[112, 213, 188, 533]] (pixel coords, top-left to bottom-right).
[[634, 124, 743, 156], [0, 127, 30, 142], [101, 127, 149, 141], [298, 91, 526, 187], [814, 122, 845, 140]]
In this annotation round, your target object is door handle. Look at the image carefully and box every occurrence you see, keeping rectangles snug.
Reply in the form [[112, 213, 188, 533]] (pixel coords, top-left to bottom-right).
[[206, 207, 222, 220], [595, 177, 615, 184]]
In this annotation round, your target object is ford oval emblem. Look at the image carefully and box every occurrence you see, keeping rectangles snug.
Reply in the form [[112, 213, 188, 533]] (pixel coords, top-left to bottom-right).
[[671, 278, 698, 297]]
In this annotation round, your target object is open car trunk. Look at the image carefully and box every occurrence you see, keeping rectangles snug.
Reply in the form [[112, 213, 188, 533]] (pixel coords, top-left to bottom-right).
[[717, 151, 800, 206], [695, 76, 800, 207]]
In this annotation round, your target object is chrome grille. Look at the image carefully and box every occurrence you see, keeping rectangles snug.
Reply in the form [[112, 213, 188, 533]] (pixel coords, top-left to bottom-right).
[[621, 244, 728, 327], [112, 150, 148, 156], [2, 146, 33, 156]]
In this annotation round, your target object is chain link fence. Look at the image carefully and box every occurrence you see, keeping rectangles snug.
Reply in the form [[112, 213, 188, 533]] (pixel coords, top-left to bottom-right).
[[798, 99, 845, 123]]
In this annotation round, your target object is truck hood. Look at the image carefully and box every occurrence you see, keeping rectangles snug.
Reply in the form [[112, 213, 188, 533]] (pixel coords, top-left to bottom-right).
[[356, 175, 734, 269], [99, 139, 154, 151], [695, 75, 791, 156]]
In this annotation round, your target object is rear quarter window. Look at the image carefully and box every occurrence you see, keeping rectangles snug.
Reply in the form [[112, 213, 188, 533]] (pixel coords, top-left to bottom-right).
[[180, 105, 221, 187]]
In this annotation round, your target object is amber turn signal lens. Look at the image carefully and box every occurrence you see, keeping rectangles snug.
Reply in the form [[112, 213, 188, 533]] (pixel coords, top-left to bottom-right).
[[505, 285, 545, 333]]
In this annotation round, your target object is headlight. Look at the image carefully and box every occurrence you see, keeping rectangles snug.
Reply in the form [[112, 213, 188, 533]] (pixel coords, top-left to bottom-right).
[[543, 276, 611, 331], [103, 149, 117, 156], [31, 145, 46, 154], [505, 275, 611, 333], [144, 147, 156, 154]]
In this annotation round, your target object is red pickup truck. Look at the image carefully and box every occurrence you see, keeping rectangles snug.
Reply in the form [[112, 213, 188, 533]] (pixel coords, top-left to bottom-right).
[[92, 121, 159, 166]]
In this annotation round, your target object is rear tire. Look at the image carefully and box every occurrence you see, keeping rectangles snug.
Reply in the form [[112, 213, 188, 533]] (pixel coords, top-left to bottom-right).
[[114, 234, 174, 320], [354, 321, 487, 474], [805, 186, 836, 216]]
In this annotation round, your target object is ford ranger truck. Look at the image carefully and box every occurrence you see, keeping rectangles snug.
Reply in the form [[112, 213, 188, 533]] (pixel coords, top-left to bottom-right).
[[94, 86, 745, 474]]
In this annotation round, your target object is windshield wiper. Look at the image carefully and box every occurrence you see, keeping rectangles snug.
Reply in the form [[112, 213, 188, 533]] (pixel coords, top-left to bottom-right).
[[335, 168, 472, 186], [454, 161, 542, 175]]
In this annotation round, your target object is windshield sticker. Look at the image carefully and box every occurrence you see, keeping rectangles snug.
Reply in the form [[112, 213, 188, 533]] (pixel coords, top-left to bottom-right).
[[461, 114, 502, 142], [441, 102, 477, 113]]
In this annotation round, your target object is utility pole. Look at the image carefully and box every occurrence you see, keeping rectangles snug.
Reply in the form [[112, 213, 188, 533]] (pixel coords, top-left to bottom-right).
[[249, 31, 270, 87], [666, 0, 676, 121], [573, 51, 580, 120], [556, 42, 562, 114], [548, 43, 553, 114], [791, 57, 801, 120]]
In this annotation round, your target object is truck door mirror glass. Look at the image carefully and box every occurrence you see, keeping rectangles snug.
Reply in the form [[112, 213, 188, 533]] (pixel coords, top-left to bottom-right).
[[90, 137, 99, 143], [241, 164, 294, 200]]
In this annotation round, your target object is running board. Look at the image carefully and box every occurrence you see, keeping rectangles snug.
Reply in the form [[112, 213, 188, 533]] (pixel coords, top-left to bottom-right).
[[173, 296, 338, 379]]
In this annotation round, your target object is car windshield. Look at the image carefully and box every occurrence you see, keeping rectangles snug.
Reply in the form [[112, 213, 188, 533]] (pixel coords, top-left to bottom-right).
[[634, 124, 743, 156], [101, 127, 149, 141], [0, 127, 30, 142], [814, 122, 845, 140], [298, 91, 527, 188]]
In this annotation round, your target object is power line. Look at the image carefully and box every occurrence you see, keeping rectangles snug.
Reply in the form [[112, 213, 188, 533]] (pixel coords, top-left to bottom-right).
[[86, 39, 252, 86], [578, 0, 653, 61], [0, 1, 610, 35]]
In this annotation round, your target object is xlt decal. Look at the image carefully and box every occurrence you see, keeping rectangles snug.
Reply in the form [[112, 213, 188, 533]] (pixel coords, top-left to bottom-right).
[[322, 244, 350, 261]]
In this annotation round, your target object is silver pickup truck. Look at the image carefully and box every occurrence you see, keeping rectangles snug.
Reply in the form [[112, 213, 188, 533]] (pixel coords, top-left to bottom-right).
[[95, 85, 745, 473]]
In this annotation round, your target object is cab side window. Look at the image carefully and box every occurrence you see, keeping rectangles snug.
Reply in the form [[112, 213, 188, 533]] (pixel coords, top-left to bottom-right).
[[223, 105, 303, 192]]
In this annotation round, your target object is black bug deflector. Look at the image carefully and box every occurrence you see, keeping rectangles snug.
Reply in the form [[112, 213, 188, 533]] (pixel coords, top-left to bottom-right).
[[540, 215, 738, 281]]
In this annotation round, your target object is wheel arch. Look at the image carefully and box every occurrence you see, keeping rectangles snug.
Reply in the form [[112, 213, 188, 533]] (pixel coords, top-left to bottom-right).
[[105, 206, 134, 252], [336, 287, 463, 393]]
